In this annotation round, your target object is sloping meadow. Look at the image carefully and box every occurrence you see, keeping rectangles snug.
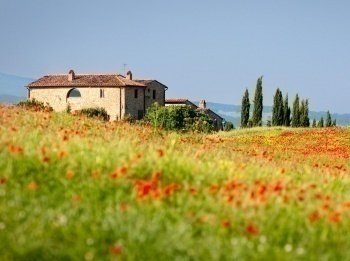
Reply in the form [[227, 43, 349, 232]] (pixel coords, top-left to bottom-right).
[[0, 105, 350, 260]]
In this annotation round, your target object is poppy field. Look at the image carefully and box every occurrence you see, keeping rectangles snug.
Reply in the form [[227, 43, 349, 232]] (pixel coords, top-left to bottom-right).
[[0, 105, 350, 260]]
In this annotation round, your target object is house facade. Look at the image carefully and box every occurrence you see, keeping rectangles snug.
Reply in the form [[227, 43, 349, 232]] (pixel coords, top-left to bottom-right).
[[26, 70, 168, 121]]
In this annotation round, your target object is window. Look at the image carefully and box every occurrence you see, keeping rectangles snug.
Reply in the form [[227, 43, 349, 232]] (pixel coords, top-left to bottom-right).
[[152, 90, 156, 99], [100, 89, 105, 98], [134, 89, 138, 98], [148, 89, 150, 93], [27, 88, 30, 99], [67, 88, 81, 98]]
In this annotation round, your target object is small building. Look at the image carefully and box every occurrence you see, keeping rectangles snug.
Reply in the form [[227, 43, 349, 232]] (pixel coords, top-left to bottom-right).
[[26, 70, 168, 121], [165, 98, 224, 130]]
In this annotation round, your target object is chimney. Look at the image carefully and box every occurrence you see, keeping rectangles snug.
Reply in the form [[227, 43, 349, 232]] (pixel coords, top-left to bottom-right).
[[68, 70, 75, 82], [126, 71, 132, 80], [199, 100, 206, 109]]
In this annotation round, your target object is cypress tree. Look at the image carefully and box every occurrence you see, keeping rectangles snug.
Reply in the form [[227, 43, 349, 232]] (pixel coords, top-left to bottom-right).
[[291, 94, 300, 128], [312, 118, 316, 128], [241, 88, 250, 128], [332, 119, 337, 127], [283, 94, 291, 127], [317, 117, 324, 128], [299, 100, 305, 127], [325, 111, 332, 127], [252, 76, 263, 126], [300, 99, 310, 127], [272, 88, 284, 126]]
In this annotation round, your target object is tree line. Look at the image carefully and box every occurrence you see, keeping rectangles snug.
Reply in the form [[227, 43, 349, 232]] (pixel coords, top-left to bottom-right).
[[241, 77, 336, 128]]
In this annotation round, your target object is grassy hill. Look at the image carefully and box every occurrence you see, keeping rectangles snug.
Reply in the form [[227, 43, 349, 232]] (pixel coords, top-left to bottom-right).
[[0, 105, 349, 260]]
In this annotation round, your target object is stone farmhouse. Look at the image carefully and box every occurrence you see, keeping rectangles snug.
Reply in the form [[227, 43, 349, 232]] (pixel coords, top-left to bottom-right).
[[165, 98, 224, 129], [26, 70, 168, 121]]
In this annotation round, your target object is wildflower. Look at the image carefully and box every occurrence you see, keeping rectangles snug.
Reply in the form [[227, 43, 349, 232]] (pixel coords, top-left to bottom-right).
[[28, 181, 38, 190], [9, 144, 23, 155], [245, 223, 259, 235], [71, 195, 82, 203], [222, 220, 231, 227], [121, 204, 127, 211], [328, 212, 341, 223], [308, 211, 320, 222], [65, 170, 75, 179], [189, 187, 198, 195], [0, 177, 6, 184], [58, 150, 67, 158], [91, 170, 99, 179], [152, 171, 162, 180], [109, 245, 123, 256], [157, 148, 164, 158]]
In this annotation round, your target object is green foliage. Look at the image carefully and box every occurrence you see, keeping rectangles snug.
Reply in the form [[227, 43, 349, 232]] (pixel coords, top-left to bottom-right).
[[77, 107, 109, 121], [144, 103, 213, 133], [300, 99, 310, 127], [224, 121, 234, 131], [317, 117, 324, 128], [325, 111, 332, 127], [272, 88, 284, 126], [240, 88, 250, 128], [312, 118, 317, 128], [266, 119, 272, 127], [17, 98, 53, 112], [291, 94, 300, 128], [332, 119, 337, 127], [283, 94, 291, 127], [252, 76, 263, 126]]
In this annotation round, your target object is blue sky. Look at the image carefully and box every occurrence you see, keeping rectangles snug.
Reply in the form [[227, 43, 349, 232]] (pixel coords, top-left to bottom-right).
[[1, 0, 349, 112]]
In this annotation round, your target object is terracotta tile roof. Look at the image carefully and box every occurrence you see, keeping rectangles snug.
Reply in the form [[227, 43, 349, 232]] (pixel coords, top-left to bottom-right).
[[134, 79, 155, 85], [165, 98, 190, 103], [27, 74, 146, 87], [134, 79, 169, 90], [196, 108, 224, 120]]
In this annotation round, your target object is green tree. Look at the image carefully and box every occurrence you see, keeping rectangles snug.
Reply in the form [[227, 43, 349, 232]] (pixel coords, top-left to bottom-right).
[[144, 103, 214, 133], [272, 88, 284, 126], [317, 117, 324, 128], [291, 94, 300, 128], [325, 111, 332, 127], [300, 99, 310, 127], [252, 76, 263, 126], [241, 88, 250, 128], [283, 94, 291, 127], [332, 119, 337, 127], [312, 118, 316, 128]]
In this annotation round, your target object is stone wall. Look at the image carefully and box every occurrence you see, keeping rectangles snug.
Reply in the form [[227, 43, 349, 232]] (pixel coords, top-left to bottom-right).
[[144, 81, 165, 111], [30, 87, 122, 121], [123, 87, 145, 120]]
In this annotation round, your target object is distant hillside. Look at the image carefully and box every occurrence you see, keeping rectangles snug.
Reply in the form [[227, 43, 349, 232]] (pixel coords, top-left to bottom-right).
[[0, 72, 34, 102], [0, 72, 34, 96], [194, 101, 350, 127]]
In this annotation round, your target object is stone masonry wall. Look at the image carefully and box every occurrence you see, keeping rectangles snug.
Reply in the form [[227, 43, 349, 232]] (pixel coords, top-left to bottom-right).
[[29, 87, 122, 121], [123, 87, 145, 120], [144, 81, 165, 111]]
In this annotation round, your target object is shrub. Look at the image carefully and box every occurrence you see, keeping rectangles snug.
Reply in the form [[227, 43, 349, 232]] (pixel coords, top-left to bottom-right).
[[17, 98, 53, 112], [77, 107, 109, 121], [144, 103, 214, 133], [224, 122, 234, 131]]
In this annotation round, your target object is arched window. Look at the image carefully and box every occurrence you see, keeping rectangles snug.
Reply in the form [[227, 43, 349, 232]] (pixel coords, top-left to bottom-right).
[[67, 88, 81, 98]]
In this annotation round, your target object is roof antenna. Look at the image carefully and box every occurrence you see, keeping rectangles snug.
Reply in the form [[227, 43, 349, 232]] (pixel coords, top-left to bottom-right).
[[121, 63, 128, 76]]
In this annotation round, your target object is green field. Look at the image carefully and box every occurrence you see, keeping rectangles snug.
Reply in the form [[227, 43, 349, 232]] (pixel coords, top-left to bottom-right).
[[0, 105, 350, 260]]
